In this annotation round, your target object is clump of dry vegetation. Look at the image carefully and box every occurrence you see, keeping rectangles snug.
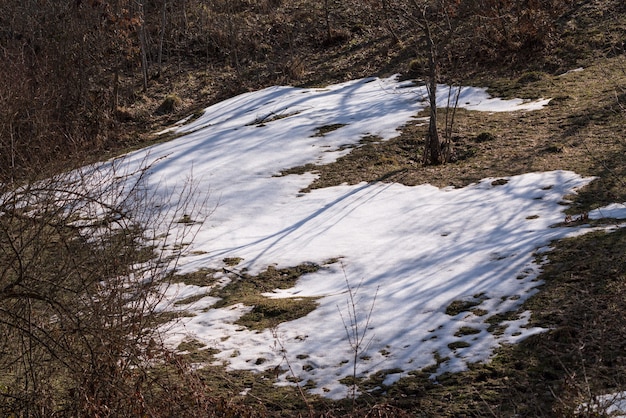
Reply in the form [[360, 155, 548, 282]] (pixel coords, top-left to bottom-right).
[[0, 160, 229, 417]]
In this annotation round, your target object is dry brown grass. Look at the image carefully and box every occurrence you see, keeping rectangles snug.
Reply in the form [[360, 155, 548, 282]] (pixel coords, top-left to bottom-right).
[[281, 55, 626, 214]]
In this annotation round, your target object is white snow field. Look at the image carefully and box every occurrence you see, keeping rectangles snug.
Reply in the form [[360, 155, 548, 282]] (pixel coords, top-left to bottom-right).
[[112, 75, 625, 399]]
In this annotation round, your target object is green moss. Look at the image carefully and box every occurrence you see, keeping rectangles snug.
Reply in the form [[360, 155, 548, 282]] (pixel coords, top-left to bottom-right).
[[213, 262, 317, 301], [174, 292, 213, 306], [223, 257, 243, 266], [454, 327, 481, 337], [204, 262, 333, 330], [448, 341, 471, 350], [517, 71, 547, 85], [235, 296, 319, 330], [474, 132, 496, 142], [446, 295, 488, 316], [170, 268, 219, 286]]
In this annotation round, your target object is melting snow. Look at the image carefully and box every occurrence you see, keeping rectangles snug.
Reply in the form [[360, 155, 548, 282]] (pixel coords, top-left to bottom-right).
[[107, 75, 624, 399]]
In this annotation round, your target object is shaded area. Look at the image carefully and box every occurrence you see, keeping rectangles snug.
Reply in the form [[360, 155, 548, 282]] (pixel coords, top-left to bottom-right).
[[172, 221, 626, 418], [359, 226, 626, 417]]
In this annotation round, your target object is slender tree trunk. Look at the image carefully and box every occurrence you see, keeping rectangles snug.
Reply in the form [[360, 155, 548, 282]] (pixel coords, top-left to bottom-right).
[[423, 12, 442, 165], [324, 0, 332, 40], [427, 83, 440, 164], [442, 83, 461, 161], [112, 66, 119, 113], [157, 0, 167, 77], [138, 1, 149, 92], [226, 3, 240, 73], [9, 117, 15, 183], [380, 0, 400, 44]]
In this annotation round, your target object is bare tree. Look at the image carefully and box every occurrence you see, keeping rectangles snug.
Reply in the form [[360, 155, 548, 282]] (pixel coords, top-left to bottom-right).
[[418, 3, 443, 164], [0, 0, 145, 181], [402, 0, 459, 165], [157, 0, 168, 77], [138, 0, 150, 91]]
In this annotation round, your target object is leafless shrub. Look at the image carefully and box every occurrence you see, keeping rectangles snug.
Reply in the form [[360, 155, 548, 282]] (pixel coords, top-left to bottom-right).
[[271, 328, 315, 418], [337, 265, 378, 408], [0, 157, 223, 417]]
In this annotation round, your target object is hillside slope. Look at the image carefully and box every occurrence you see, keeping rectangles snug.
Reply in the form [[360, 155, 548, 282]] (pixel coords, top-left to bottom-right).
[[1, 0, 626, 416]]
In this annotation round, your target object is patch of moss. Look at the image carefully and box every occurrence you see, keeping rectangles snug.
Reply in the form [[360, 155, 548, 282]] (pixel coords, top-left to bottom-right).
[[311, 124, 346, 137], [276, 162, 319, 177], [177, 339, 218, 363], [454, 326, 481, 337], [235, 296, 319, 330], [517, 71, 547, 85], [177, 339, 207, 352], [155, 94, 182, 115], [207, 262, 335, 330], [474, 132, 496, 142], [170, 268, 219, 286], [174, 292, 212, 306], [212, 262, 322, 307], [485, 311, 519, 335], [491, 178, 509, 186], [446, 294, 488, 316], [448, 341, 471, 350], [223, 257, 243, 266]]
